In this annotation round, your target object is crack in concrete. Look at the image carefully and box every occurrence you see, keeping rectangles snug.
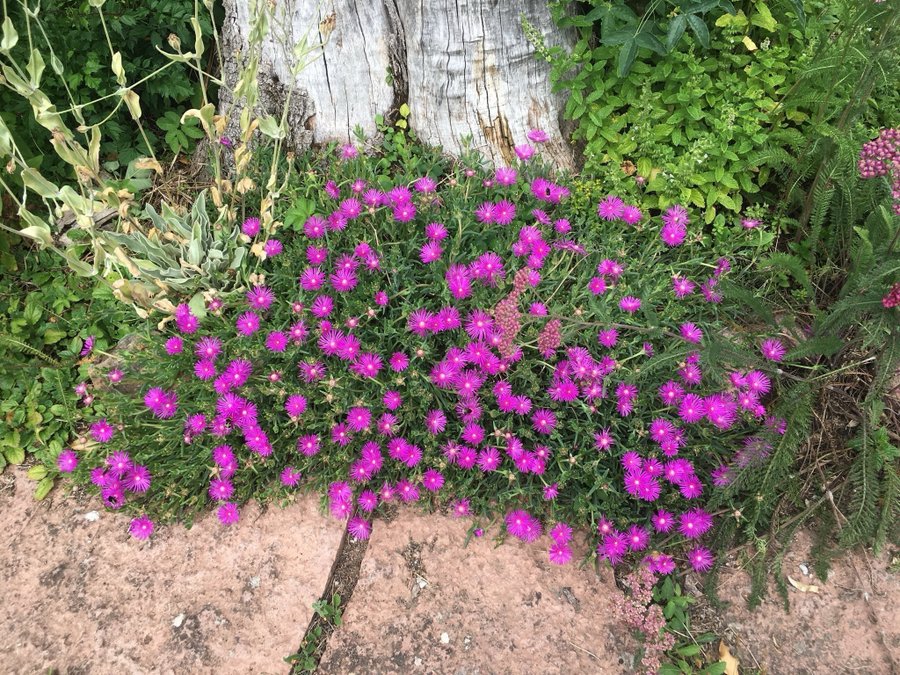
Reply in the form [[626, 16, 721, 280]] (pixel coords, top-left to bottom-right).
[[287, 520, 370, 674]]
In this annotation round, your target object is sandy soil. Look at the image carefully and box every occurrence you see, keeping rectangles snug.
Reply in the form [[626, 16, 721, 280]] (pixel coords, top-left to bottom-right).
[[701, 530, 899, 675]]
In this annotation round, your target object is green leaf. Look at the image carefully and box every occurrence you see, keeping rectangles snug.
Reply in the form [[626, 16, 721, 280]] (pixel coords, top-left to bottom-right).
[[684, 0, 721, 12], [666, 15, 687, 52], [602, 30, 635, 47], [786, 0, 806, 26], [751, 2, 778, 32], [34, 477, 54, 500], [27, 465, 48, 480], [23, 302, 42, 324], [26, 49, 45, 87], [399, 103, 410, 118], [257, 115, 284, 140], [616, 40, 638, 77], [1, 16, 18, 53], [20, 168, 59, 199], [188, 292, 208, 319], [43, 328, 67, 345], [686, 15, 710, 49], [635, 31, 665, 55], [677, 644, 701, 657], [4, 446, 25, 465]]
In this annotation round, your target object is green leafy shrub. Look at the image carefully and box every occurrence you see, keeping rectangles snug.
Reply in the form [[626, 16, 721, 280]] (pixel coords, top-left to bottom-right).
[[0, 234, 133, 494], [706, 127, 899, 607], [538, 0, 897, 230]]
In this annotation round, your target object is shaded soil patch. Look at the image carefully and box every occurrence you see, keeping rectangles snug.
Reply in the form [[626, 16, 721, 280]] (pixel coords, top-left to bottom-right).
[[690, 530, 899, 674]]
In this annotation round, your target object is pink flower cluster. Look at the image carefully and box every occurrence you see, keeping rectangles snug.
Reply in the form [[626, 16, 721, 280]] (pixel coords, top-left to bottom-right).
[[613, 566, 676, 674], [883, 281, 900, 309], [858, 128, 900, 214]]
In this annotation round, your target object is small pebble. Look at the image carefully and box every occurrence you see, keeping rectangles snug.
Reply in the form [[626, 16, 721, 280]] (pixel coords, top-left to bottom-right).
[[440, 632, 450, 644], [84, 511, 100, 522], [172, 613, 185, 628]]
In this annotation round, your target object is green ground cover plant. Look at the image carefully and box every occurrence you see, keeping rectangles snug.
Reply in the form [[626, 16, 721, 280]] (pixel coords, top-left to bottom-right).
[[0, 233, 132, 495], [537, 0, 898, 231], [56, 135, 798, 581]]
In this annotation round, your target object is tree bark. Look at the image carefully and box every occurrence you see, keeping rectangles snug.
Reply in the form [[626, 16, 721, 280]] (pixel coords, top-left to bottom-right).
[[221, 0, 575, 168]]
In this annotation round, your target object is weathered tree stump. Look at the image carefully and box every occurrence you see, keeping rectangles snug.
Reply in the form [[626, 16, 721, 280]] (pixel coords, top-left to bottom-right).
[[220, 0, 575, 167]]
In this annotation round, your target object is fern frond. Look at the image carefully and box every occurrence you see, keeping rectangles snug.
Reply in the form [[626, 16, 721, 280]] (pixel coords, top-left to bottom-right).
[[786, 334, 844, 360], [0, 334, 62, 367], [840, 426, 882, 547], [759, 252, 814, 300], [874, 462, 899, 553]]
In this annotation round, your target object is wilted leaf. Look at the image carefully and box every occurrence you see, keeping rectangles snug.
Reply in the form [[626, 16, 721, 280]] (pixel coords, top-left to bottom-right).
[[111, 51, 126, 85], [122, 89, 142, 119], [742, 36, 758, 51], [1, 15, 18, 52], [134, 157, 164, 174], [787, 576, 820, 593], [718, 641, 739, 675]]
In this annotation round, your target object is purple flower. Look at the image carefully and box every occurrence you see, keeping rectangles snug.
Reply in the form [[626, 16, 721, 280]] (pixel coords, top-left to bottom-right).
[[129, 516, 154, 540], [548, 542, 572, 565], [285, 394, 307, 418], [90, 419, 115, 443], [264, 239, 283, 257], [236, 311, 261, 336], [422, 468, 445, 492], [57, 449, 78, 473], [760, 338, 786, 362], [348, 517, 372, 540], [514, 144, 535, 161], [597, 196, 625, 220], [531, 409, 556, 434], [505, 509, 542, 542], [688, 546, 714, 572], [618, 296, 642, 313], [678, 508, 713, 539], [209, 478, 234, 501], [217, 502, 240, 525], [124, 465, 152, 492], [106, 451, 132, 477], [165, 336, 183, 355], [242, 217, 261, 237], [246, 286, 275, 311], [281, 466, 302, 487]]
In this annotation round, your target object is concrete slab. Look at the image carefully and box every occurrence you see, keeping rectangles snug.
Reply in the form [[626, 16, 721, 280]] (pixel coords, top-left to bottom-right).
[[0, 467, 344, 674], [318, 510, 631, 674]]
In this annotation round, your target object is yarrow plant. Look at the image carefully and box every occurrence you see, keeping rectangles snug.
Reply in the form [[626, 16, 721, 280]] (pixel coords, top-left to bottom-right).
[[59, 133, 787, 573]]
